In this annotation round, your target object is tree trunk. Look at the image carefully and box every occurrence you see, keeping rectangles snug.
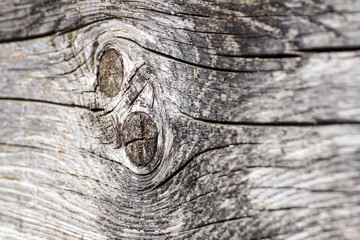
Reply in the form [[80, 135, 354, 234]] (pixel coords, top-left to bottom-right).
[[1, 1, 360, 239]]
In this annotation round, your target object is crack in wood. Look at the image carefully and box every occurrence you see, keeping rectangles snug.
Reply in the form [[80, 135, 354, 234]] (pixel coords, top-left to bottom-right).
[[1, 1, 360, 239], [0, 97, 90, 110], [179, 110, 360, 127]]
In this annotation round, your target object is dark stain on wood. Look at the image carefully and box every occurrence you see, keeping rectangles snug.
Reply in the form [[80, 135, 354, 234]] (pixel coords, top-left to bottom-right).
[[122, 112, 158, 167], [97, 48, 124, 97]]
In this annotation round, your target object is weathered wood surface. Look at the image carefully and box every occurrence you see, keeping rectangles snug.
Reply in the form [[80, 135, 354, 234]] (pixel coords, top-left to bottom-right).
[[1, 0, 360, 239]]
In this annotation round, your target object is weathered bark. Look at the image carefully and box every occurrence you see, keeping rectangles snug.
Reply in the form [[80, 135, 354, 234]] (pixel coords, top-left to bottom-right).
[[1, 0, 360, 239]]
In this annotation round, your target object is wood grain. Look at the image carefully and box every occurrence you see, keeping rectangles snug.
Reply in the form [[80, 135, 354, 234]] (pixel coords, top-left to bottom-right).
[[0, 0, 359, 239]]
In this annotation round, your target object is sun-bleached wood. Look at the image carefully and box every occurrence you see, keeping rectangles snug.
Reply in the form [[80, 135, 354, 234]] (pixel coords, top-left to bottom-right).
[[1, 0, 360, 239]]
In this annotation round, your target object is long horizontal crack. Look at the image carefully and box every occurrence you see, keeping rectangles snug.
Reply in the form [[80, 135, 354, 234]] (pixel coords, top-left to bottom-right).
[[0, 16, 135, 44], [180, 111, 360, 127], [0, 30, 62, 44], [0, 97, 99, 111], [299, 45, 360, 53], [216, 52, 301, 58]]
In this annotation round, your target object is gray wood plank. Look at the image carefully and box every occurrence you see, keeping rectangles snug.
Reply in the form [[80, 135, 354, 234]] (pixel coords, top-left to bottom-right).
[[0, 0, 359, 239]]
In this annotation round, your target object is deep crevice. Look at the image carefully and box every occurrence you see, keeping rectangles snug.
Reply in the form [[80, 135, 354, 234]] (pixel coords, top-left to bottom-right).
[[180, 111, 360, 127], [0, 97, 87, 109], [216, 52, 301, 59], [0, 29, 61, 44], [0, 97, 105, 113], [299, 45, 360, 53], [137, 7, 211, 18], [90, 108, 105, 113], [0, 16, 139, 44]]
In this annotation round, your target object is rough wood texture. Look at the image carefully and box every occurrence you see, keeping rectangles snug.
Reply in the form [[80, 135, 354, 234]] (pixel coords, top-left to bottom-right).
[[0, 0, 359, 239]]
